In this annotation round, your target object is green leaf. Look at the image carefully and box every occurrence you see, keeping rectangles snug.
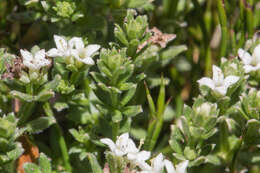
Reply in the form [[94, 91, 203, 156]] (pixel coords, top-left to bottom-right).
[[189, 156, 206, 167], [53, 102, 69, 112], [90, 72, 109, 84], [112, 110, 123, 123], [161, 45, 187, 66], [23, 163, 41, 173], [122, 105, 142, 117], [120, 84, 137, 106], [144, 82, 156, 117], [40, 75, 61, 92], [157, 75, 166, 118], [114, 24, 129, 46], [35, 90, 55, 102], [87, 153, 103, 173], [26, 117, 56, 134], [38, 153, 52, 173], [244, 119, 260, 145], [7, 143, 24, 161], [0, 118, 16, 138], [10, 91, 34, 102]]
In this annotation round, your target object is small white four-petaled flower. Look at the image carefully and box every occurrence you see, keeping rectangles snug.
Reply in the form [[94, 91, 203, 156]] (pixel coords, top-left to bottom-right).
[[100, 133, 139, 157], [20, 49, 51, 70], [197, 65, 239, 96], [101, 133, 189, 173], [238, 44, 260, 73], [139, 153, 189, 173], [47, 35, 100, 66]]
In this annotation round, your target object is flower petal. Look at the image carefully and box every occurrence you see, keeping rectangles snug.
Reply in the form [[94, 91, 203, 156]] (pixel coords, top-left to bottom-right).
[[176, 160, 189, 173], [79, 57, 95, 65], [164, 160, 176, 173], [54, 35, 68, 51], [47, 48, 63, 57], [100, 138, 116, 153], [23, 60, 37, 70], [85, 44, 101, 57], [20, 49, 33, 61], [224, 75, 239, 88], [116, 133, 129, 148], [35, 49, 46, 60], [253, 44, 260, 64], [152, 153, 164, 173], [238, 48, 252, 65], [69, 37, 84, 49], [137, 161, 152, 171], [126, 139, 139, 153], [212, 65, 224, 83], [197, 77, 215, 90], [243, 65, 257, 73], [215, 86, 227, 96], [136, 151, 151, 161]]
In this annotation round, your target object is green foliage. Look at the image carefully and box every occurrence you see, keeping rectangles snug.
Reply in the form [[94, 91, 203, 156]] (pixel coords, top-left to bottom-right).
[[0, 0, 260, 172], [23, 153, 52, 173], [0, 113, 24, 172]]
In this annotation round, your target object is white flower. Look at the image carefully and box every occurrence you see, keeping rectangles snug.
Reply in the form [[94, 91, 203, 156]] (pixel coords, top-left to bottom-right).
[[20, 49, 50, 70], [127, 150, 151, 171], [197, 65, 239, 96], [69, 37, 100, 65], [238, 44, 260, 73], [100, 133, 139, 156], [164, 160, 189, 173], [47, 35, 100, 65], [138, 154, 188, 173], [47, 35, 73, 58]]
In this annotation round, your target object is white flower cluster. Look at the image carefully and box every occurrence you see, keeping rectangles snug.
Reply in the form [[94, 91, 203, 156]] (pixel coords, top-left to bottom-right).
[[20, 49, 51, 71], [197, 44, 260, 96], [47, 35, 100, 66], [20, 35, 100, 71], [100, 133, 189, 173]]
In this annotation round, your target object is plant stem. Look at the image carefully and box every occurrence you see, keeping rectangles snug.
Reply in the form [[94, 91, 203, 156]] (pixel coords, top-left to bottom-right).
[[26, 83, 33, 95], [217, 0, 228, 57], [43, 102, 72, 172], [112, 122, 120, 141], [149, 118, 164, 150], [238, 0, 246, 48], [18, 102, 35, 125], [246, 0, 254, 38], [191, 0, 212, 75]]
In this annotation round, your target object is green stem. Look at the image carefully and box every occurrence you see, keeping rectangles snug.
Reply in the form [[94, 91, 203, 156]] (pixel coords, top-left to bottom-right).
[[230, 139, 243, 173], [26, 83, 33, 95], [175, 94, 183, 118], [43, 102, 72, 172], [70, 71, 83, 85], [191, 0, 212, 75], [238, 0, 246, 48], [163, 0, 178, 17], [217, 0, 228, 57], [18, 102, 35, 125], [144, 120, 156, 150], [246, 0, 254, 38], [112, 122, 120, 141], [149, 118, 164, 151]]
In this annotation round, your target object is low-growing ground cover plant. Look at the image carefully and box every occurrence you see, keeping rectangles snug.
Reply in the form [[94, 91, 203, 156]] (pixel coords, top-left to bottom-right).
[[0, 0, 260, 173]]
